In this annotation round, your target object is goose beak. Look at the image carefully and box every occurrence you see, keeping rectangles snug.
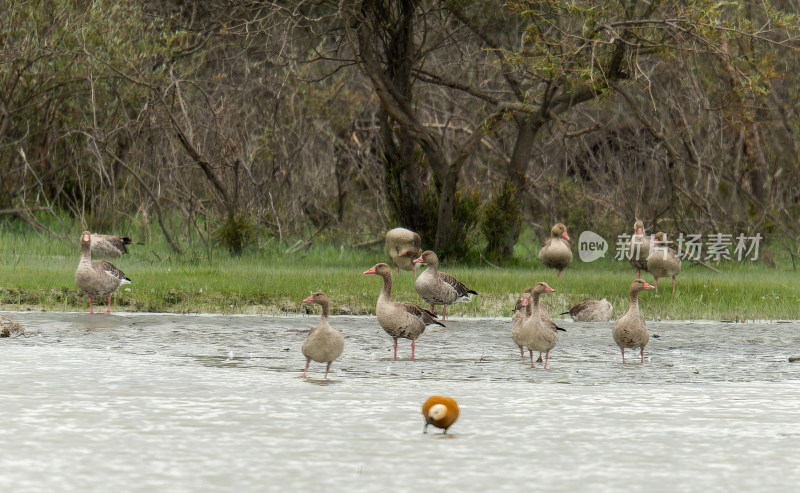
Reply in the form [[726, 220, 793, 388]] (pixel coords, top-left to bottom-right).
[[363, 267, 376, 275], [412, 256, 424, 264], [302, 295, 314, 303], [561, 231, 570, 241], [643, 282, 656, 290], [545, 287, 555, 293]]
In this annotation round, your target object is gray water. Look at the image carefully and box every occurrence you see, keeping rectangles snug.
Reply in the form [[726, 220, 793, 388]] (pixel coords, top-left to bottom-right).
[[1, 311, 798, 493]]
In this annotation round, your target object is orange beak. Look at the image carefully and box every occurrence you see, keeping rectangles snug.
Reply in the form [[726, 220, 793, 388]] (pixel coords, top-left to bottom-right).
[[642, 282, 656, 290], [363, 267, 376, 275], [545, 287, 556, 293], [412, 256, 424, 264], [636, 228, 643, 236], [302, 295, 314, 303], [561, 231, 570, 241]]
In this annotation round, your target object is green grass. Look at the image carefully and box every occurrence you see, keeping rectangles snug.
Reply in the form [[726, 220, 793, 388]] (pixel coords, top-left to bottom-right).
[[0, 223, 797, 320]]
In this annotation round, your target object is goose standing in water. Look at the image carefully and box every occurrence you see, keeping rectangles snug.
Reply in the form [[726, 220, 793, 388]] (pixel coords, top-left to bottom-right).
[[413, 250, 477, 321], [647, 232, 681, 295], [75, 231, 131, 314], [511, 288, 534, 361], [539, 223, 572, 277], [520, 282, 559, 368], [627, 220, 652, 279], [561, 298, 614, 322], [612, 279, 655, 363], [422, 395, 460, 435], [385, 227, 422, 275], [364, 263, 444, 361], [90, 234, 136, 258], [301, 292, 344, 379]]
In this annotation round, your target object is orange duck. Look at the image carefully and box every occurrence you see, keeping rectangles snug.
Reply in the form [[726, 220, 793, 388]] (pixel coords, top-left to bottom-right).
[[422, 395, 460, 435]]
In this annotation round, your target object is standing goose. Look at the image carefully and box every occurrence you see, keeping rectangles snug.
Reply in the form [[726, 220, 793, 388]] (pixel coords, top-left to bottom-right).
[[301, 292, 344, 379], [422, 395, 460, 435], [363, 263, 444, 361], [520, 282, 558, 368], [646, 232, 681, 295], [627, 220, 652, 279], [90, 234, 136, 258], [511, 288, 534, 361], [612, 279, 656, 363], [539, 223, 572, 277], [560, 298, 614, 322], [75, 231, 131, 314], [412, 250, 477, 321], [385, 227, 423, 275]]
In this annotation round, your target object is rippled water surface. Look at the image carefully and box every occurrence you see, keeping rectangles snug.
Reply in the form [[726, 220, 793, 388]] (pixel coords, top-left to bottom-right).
[[1, 311, 799, 492]]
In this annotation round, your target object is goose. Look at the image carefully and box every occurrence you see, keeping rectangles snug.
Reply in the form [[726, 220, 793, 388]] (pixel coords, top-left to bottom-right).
[[646, 232, 681, 295], [612, 279, 655, 363], [539, 223, 572, 277], [385, 227, 422, 275], [90, 234, 136, 258], [422, 395, 460, 435], [0, 315, 24, 338], [627, 220, 652, 279], [511, 288, 534, 361], [301, 292, 344, 379], [363, 263, 444, 361], [560, 298, 614, 322], [412, 250, 477, 321], [75, 231, 131, 314], [520, 282, 559, 368]]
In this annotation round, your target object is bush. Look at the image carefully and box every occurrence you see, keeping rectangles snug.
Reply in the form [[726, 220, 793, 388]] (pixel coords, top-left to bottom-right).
[[481, 182, 522, 264], [212, 214, 256, 256]]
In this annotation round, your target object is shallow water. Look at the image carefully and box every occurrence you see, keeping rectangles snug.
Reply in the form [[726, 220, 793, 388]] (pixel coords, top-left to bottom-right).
[[1, 312, 799, 492]]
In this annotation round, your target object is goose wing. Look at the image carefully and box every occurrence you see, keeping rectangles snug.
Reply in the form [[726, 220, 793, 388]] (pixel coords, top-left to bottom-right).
[[398, 301, 445, 327]]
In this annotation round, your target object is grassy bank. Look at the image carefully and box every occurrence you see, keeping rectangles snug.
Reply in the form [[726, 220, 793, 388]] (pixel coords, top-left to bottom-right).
[[0, 225, 797, 320]]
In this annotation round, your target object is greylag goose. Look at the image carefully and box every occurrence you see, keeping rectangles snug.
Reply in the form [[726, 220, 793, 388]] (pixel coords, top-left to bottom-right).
[[412, 250, 477, 321], [627, 220, 652, 279], [0, 315, 24, 338], [422, 395, 460, 435], [520, 282, 559, 368], [539, 223, 572, 277], [646, 232, 681, 295], [385, 227, 422, 275], [75, 231, 131, 314], [363, 263, 444, 361], [301, 292, 344, 379], [90, 234, 136, 258], [612, 279, 655, 363], [560, 298, 614, 322], [511, 288, 534, 361]]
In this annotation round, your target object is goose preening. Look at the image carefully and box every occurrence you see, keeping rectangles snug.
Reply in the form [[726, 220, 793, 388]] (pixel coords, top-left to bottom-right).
[[90, 234, 136, 258], [363, 263, 444, 361], [422, 395, 460, 435], [612, 279, 655, 363], [0, 315, 24, 338], [539, 223, 572, 277], [647, 232, 681, 295], [385, 227, 422, 275], [301, 292, 344, 379], [520, 282, 560, 368], [75, 231, 131, 314], [627, 220, 652, 279], [413, 250, 477, 321], [561, 298, 614, 322]]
